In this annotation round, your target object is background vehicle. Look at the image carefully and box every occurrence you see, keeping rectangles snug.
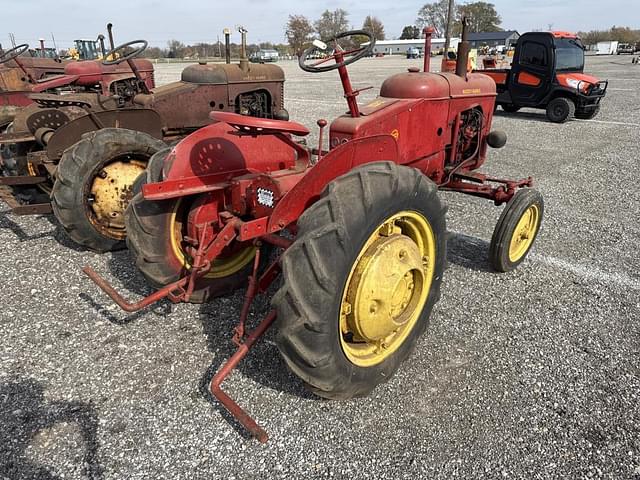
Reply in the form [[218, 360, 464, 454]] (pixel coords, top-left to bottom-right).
[[617, 43, 635, 55], [86, 22, 543, 442], [0, 30, 287, 253], [406, 47, 422, 59], [477, 31, 608, 122], [250, 49, 279, 63]]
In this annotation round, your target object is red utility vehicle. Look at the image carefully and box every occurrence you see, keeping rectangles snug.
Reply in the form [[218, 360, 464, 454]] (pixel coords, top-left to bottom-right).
[[86, 22, 544, 442], [478, 31, 607, 122]]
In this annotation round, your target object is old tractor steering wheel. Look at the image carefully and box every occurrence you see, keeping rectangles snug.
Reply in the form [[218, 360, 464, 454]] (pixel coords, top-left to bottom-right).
[[102, 40, 148, 66], [0, 44, 29, 64], [299, 30, 375, 73]]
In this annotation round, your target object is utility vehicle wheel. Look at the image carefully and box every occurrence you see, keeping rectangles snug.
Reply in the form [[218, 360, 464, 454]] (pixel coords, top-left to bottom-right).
[[575, 105, 600, 120], [273, 162, 447, 399], [545, 97, 575, 123], [489, 188, 543, 272], [125, 148, 261, 303], [51, 128, 165, 252], [502, 104, 520, 113]]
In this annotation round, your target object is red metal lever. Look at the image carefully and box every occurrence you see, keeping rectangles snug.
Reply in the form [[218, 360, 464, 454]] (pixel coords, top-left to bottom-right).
[[210, 310, 277, 443]]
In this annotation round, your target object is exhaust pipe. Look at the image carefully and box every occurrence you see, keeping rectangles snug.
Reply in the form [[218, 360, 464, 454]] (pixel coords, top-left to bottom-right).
[[224, 28, 231, 64], [238, 26, 248, 71], [455, 16, 471, 78], [422, 27, 435, 72], [107, 23, 115, 51], [97, 34, 106, 57]]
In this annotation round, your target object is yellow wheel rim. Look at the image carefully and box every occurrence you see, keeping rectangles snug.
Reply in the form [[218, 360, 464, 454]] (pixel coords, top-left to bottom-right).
[[508, 204, 540, 262], [27, 161, 51, 194], [88, 159, 147, 239], [169, 201, 256, 279], [339, 211, 436, 367]]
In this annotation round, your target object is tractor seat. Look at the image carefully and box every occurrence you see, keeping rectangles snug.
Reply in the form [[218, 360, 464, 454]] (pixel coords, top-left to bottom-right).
[[132, 93, 154, 106], [210, 111, 309, 136]]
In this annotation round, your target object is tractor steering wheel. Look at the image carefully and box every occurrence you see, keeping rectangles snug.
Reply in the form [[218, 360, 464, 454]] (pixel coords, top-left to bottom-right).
[[102, 40, 148, 65], [0, 44, 29, 64], [299, 30, 375, 73]]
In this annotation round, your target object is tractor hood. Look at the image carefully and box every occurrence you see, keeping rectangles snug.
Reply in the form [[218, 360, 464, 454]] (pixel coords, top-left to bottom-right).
[[181, 63, 284, 85], [380, 71, 496, 99], [556, 72, 600, 91]]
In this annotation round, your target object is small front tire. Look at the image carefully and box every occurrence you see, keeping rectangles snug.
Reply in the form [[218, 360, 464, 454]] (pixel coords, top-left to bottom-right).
[[489, 188, 543, 272]]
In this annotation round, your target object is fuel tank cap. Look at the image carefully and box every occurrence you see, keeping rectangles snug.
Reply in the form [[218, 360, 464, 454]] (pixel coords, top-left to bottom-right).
[[407, 67, 420, 73]]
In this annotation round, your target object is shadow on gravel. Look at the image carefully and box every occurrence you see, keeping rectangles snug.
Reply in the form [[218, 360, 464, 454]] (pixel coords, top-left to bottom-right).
[[493, 109, 554, 123], [446, 231, 493, 273], [0, 377, 103, 479], [197, 288, 315, 437], [0, 204, 89, 253]]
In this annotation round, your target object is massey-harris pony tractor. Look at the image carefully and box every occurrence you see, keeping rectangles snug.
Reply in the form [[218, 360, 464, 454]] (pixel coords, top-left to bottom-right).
[[85, 21, 544, 442], [0, 28, 287, 253], [0, 24, 144, 128]]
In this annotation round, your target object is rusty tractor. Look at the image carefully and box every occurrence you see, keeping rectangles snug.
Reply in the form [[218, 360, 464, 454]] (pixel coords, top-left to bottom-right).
[[0, 24, 141, 128], [85, 21, 543, 442], [0, 28, 287, 253]]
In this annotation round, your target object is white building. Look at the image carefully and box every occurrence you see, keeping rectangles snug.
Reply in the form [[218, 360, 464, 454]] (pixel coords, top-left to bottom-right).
[[362, 38, 461, 55]]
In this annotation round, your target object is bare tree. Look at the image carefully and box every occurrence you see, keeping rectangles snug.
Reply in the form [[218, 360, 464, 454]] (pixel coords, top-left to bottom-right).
[[362, 15, 386, 40], [315, 9, 350, 40], [166, 39, 185, 58], [285, 15, 315, 56], [416, 0, 451, 35]]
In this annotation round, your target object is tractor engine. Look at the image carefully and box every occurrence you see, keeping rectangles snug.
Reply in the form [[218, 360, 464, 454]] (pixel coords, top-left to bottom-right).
[[452, 107, 484, 167]]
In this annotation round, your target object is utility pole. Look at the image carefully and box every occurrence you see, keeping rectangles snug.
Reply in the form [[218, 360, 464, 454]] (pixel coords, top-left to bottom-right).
[[443, 0, 455, 54]]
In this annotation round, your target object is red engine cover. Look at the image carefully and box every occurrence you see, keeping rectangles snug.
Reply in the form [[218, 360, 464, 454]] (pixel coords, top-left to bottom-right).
[[63, 59, 154, 85]]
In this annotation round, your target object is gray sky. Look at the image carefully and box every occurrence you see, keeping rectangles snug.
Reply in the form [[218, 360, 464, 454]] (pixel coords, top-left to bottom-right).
[[3, 0, 638, 49]]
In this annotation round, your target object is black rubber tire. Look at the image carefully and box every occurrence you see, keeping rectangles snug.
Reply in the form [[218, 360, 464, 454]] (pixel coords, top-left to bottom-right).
[[574, 105, 600, 120], [124, 148, 261, 303], [545, 97, 575, 123], [51, 128, 165, 252], [489, 188, 544, 272], [272, 162, 447, 399], [501, 104, 520, 113]]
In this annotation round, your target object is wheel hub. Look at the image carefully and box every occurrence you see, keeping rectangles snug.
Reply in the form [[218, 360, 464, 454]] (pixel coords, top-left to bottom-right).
[[348, 234, 424, 342], [508, 204, 540, 262], [339, 211, 436, 367], [88, 159, 146, 238]]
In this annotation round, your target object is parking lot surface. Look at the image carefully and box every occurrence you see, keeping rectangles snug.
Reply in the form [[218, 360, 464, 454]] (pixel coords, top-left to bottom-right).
[[1, 55, 639, 479]]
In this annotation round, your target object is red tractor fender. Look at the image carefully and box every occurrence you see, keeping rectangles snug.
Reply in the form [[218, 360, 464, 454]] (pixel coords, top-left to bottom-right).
[[268, 134, 399, 231]]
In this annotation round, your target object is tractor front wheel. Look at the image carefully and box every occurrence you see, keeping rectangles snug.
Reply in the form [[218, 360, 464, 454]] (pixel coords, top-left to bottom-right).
[[124, 148, 261, 303], [51, 128, 166, 252], [273, 162, 447, 399], [545, 97, 575, 123], [489, 188, 543, 272]]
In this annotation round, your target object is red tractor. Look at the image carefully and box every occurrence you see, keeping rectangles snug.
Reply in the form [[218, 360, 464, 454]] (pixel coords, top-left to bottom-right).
[[86, 22, 544, 442], [0, 24, 151, 128], [0, 30, 286, 252]]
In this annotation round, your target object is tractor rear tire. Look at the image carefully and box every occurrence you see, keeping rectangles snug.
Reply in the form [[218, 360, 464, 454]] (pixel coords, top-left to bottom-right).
[[489, 188, 543, 272], [51, 128, 165, 252], [502, 104, 520, 113], [575, 105, 600, 120], [545, 97, 575, 123], [124, 148, 261, 303], [273, 162, 447, 399]]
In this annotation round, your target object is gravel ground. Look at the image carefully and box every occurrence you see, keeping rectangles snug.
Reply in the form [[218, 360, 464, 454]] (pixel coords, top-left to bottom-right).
[[1, 54, 639, 479]]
